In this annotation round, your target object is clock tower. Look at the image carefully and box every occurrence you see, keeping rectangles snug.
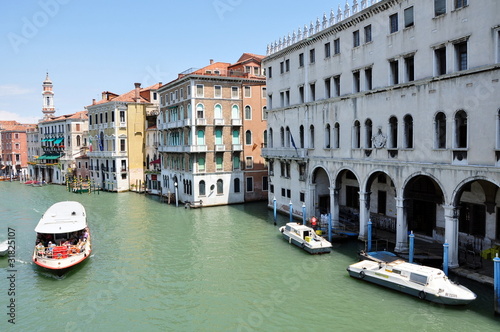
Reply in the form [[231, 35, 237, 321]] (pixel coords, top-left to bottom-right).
[[42, 73, 55, 119]]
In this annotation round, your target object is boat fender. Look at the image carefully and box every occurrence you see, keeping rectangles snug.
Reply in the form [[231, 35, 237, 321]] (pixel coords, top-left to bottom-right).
[[359, 271, 365, 279], [418, 291, 426, 300], [281, 228, 284, 233]]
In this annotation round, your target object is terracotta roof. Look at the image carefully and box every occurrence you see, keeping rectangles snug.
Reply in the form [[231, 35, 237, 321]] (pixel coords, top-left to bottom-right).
[[40, 110, 88, 123], [88, 83, 161, 107], [0, 121, 36, 131], [237, 53, 265, 62]]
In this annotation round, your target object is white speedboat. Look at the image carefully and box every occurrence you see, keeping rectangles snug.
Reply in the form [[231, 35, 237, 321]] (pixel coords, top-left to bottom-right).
[[32, 201, 92, 270], [0, 240, 8, 256], [279, 222, 332, 254], [347, 259, 476, 305]]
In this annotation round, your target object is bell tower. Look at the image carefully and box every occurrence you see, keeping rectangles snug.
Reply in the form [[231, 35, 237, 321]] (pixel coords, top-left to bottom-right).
[[42, 73, 55, 119]]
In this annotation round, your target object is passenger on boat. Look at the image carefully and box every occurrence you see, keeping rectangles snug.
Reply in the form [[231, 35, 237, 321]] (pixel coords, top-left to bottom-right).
[[36, 242, 44, 257], [46, 241, 55, 258]]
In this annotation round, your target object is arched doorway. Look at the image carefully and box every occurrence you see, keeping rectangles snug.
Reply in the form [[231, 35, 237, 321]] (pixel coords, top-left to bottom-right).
[[311, 167, 330, 217]]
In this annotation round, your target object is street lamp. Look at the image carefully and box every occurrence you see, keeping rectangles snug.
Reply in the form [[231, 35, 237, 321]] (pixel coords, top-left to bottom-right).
[[174, 182, 178, 207]]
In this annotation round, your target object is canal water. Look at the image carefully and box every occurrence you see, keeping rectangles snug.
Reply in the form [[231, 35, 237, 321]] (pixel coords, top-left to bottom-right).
[[0, 181, 498, 331]]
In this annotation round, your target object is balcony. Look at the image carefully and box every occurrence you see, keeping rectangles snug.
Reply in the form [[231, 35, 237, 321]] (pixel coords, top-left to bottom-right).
[[196, 118, 206, 126], [232, 144, 243, 151], [187, 145, 207, 153], [231, 119, 242, 126], [215, 144, 225, 151], [261, 147, 307, 159], [214, 118, 224, 126]]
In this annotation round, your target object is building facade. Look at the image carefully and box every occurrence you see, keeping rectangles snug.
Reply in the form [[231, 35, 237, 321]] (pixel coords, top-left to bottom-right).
[[157, 54, 267, 207], [262, 0, 500, 268], [86, 83, 161, 192]]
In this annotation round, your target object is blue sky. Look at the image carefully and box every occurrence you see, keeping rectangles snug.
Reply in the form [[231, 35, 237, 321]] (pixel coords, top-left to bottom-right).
[[0, 0, 343, 124]]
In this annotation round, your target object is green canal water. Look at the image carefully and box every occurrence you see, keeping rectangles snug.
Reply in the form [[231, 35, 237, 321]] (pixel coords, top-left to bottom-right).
[[0, 181, 499, 331]]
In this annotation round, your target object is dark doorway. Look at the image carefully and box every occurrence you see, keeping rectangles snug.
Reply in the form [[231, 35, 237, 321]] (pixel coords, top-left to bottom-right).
[[319, 195, 330, 215]]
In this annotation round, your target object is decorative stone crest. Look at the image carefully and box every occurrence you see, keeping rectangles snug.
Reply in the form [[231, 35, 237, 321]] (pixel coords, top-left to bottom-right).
[[372, 127, 386, 149]]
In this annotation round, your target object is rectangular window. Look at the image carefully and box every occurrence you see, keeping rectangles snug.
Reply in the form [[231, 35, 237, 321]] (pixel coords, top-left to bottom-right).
[[455, 41, 468, 71], [353, 30, 360, 47], [333, 76, 341, 97], [299, 53, 304, 67], [246, 156, 253, 169], [404, 6, 414, 28], [214, 85, 222, 98], [325, 78, 331, 98], [262, 87, 266, 98], [244, 86, 251, 98], [309, 49, 315, 64], [280, 91, 285, 107], [254, 67, 260, 75], [435, 47, 447, 75], [455, 0, 467, 10], [216, 155, 223, 171], [353, 71, 360, 93], [364, 25, 372, 43], [285, 59, 290, 72], [267, 66, 272, 78], [120, 139, 126, 152], [280, 61, 284, 74], [309, 83, 316, 101], [281, 188, 286, 197], [268, 94, 272, 109], [365, 68, 373, 90], [262, 176, 268, 191], [300, 192, 305, 202], [435, 0, 446, 16], [299, 86, 304, 103], [246, 177, 253, 192], [389, 13, 398, 33], [324, 42, 331, 58], [405, 56, 415, 82], [231, 86, 239, 99], [333, 38, 340, 55], [196, 84, 204, 97], [346, 186, 360, 209], [390, 60, 399, 84]]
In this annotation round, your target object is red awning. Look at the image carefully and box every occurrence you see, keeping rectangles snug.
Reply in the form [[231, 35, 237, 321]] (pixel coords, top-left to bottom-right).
[[150, 159, 161, 165]]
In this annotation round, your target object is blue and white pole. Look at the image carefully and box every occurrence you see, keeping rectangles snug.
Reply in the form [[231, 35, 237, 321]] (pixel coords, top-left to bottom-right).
[[494, 254, 500, 316], [273, 197, 277, 223], [289, 201, 293, 223], [328, 213, 332, 243], [302, 203, 306, 225], [443, 241, 449, 276], [367, 219, 372, 252], [409, 231, 415, 264]]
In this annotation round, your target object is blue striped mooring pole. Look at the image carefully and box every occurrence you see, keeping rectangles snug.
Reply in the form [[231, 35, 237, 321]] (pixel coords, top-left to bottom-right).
[[443, 241, 449, 276], [273, 197, 277, 223], [494, 254, 500, 316], [367, 219, 372, 252], [409, 231, 415, 264], [328, 213, 332, 243], [289, 201, 293, 223], [302, 203, 306, 225]]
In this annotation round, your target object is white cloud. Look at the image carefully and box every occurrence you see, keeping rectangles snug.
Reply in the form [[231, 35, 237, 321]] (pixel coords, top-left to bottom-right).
[[0, 84, 33, 97], [0, 110, 39, 124]]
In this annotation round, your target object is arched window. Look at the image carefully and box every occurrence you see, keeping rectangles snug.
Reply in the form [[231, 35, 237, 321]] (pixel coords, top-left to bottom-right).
[[187, 104, 192, 119], [232, 105, 239, 119], [232, 129, 240, 144], [263, 130, 268, 148], [180, 105, 184, 120], [233, 155, 240, 170], [245, 130, 252, 145], [285, 127, 291, 148], [280, 127, 285, 147], [333, 123, 340, 148], [353, 121, 360, 149], [435, 112, 446, 149], [245, 105, 252, 120], [234, 178, 241, 193], [269, 128, 274, 148], [454, 110, 467, 148], [388, 116, 398, 149], [403, 114, 413, 148], [196, 104, 204, 119], [199, 180, 206, 196], [214, 104, 222, 119], [197, 130, 205, 145], [198, 157, 205, 172], [76, 135, 81, 147], [215, 129, 223, 145], [217, 179, 223, 194], [309, 125, 315, 148], [325, 124, 331, 148], [365, 119, 372, 148], [299, 125, 305, 148]]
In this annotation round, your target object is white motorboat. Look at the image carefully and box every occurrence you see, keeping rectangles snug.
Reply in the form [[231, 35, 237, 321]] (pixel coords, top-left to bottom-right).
[[0, 240, 8, 256], [347, 259, 476, 305], [32, 201, 92, 270], [279, 222, 332, 254]]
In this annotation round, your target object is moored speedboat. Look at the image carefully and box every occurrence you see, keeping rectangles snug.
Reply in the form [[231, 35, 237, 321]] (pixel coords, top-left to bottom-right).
[[279, 222, 332, 254], [347, 259, 476, 305], [0, 240, 8, 256], [32, 201, 92, 270]]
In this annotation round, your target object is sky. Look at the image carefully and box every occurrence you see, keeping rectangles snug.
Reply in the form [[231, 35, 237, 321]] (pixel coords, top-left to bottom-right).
[[0, 0, 344, 124]]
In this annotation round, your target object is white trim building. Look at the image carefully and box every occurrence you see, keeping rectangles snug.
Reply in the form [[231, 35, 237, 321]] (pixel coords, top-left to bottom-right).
[[262, 0, 500, 268]]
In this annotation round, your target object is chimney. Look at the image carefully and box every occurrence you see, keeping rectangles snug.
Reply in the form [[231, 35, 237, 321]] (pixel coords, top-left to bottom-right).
[[101, 92, 107, 100], [92, 99, 96, 105], [134, 83, 141, 101], [210, 59, 214, 65]]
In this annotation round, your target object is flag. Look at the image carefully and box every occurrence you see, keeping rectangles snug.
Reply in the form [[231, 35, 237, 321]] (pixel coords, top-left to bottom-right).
[[252, 143, 258, 151], [89, 137, 93, 152], [290, 133, 298, 156]]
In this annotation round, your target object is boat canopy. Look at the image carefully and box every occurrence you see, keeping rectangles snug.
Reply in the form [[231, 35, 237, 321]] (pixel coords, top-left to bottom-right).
[[35, 201, 87, 234]]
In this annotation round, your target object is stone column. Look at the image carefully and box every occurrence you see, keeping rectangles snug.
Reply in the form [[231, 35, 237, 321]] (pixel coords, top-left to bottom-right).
[[331, 187, 340, 228], [394, 197, 408, 253], [358, 191, 371, 240], [444, 205, 460, 268]]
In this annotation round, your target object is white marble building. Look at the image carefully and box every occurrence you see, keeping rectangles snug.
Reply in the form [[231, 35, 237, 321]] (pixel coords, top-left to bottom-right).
[[262, 0, 500, 267]]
